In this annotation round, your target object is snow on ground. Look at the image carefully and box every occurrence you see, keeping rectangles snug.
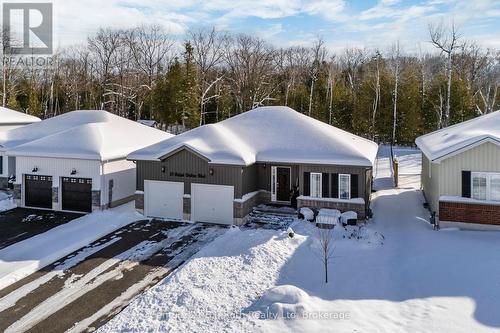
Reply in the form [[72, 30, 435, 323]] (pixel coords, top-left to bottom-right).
[[100, 145, 500, 333], [0, 192, 16, 212], [0, 202, 142, 290]]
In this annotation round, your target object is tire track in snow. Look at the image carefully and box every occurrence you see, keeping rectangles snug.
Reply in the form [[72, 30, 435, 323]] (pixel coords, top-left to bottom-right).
[[5, 224, 197, 333], [0, 220, 185, 332], [66, 226, 223, 333]]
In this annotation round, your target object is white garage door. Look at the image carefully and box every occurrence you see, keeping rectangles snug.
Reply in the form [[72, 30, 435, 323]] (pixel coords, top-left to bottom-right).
[[191, 184, 234, 225], [145, 180, 184, 220]]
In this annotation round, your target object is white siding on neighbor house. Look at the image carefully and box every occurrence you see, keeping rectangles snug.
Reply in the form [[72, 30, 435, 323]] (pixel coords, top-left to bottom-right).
[[423, 142, 500, 217], [102, 159, 136, 206], [15, 156, 101, 210]]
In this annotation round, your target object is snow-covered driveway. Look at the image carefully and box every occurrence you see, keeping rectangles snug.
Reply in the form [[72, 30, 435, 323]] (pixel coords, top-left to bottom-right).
[[0, 220, 225, 332], [99, 146, 500, 333]]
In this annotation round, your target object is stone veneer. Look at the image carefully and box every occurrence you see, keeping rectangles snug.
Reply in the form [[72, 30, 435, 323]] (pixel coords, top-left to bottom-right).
[[0, 177, 8, 189], [440, 200, 500, 226], [135, 192, 144, 211], [234, 191, 270, 219], [13, 184, 21, 200], [52, 187, 58, 203], [297, 197, 366, 220], [92, 190, 101, 208]]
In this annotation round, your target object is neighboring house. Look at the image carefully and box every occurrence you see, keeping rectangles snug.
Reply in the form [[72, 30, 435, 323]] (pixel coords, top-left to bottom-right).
[[128, 106, 378, 225], [3, 110, 172, 213], [416, 111, 500, 229], [0, 107, 41, 187]]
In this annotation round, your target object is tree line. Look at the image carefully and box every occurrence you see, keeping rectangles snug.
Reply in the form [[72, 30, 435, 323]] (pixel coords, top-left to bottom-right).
[[1, 23, 499, 144]]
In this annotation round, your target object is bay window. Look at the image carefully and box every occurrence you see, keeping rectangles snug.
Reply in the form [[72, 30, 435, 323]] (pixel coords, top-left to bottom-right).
[[472, 172, 500, 201]]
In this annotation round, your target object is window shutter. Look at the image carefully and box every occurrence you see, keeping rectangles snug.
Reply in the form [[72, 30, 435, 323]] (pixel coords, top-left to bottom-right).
[[462, 171, 471, 198], [0, 155, 3, 174], [351, 174, 359, 198], [322, 173, 329, 198], [331, 173, 339, 198], [303, 172, 310, 196]]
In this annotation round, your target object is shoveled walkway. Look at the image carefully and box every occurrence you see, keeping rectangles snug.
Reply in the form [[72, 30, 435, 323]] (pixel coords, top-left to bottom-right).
[[0, 220, 225, 333]]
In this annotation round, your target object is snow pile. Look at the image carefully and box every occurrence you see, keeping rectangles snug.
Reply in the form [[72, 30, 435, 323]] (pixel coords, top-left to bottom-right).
[[2, 110, 173, 160], [416, 110, 500, 161], [129, 106, 378, 167], [341, 211, 358, 225], [0, 202, 142, 290], [299, 207, 314, 221], [0, 191, 16, 212], [99, 225, 306, 333]]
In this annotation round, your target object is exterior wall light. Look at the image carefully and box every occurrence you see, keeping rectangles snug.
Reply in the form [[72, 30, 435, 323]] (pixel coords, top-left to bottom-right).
[[161, 166, 166, 173], [32, 167, 38, 173], [209, 168, 214, 176], [70, 168, 77, 175]]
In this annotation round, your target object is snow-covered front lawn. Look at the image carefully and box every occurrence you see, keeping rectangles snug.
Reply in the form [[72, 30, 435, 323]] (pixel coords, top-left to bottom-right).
[[0, 202, 142, 290], [100, 147, 500, 333]]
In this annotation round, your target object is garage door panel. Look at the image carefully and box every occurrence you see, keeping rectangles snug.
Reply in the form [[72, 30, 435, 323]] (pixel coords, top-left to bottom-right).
[[25, 175, 52, 209], [145, 181, 184, 220], [62, 177, 92, 213], [192, 184, 234, 225]]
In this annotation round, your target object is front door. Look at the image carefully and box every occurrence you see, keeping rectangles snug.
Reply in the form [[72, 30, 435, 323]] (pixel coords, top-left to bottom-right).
[[276, 167, 291, 202]]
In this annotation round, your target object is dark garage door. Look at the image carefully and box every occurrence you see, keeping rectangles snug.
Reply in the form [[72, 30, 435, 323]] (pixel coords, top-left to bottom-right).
[[25, 175, 53, 209], [62, 177, 92, 213]]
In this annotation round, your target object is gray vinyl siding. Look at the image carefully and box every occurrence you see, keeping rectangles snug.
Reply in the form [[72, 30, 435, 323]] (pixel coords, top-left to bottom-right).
[[136, 149, 244, 198], [421, 153, 440, 213], [298, 164, 371, 209], [135, 148, 373, 206]]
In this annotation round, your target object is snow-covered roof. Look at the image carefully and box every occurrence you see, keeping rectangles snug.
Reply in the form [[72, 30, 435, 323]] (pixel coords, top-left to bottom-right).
[[129, 106, 378, 167], [415, 111, 500, 162], [3, 110, 173, 161], [0, 107, 40, 125]]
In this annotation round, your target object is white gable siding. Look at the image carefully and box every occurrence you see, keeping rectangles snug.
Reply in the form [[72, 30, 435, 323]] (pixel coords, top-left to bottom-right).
[[15, 156, 101, 209], [102, 159, 136, 207]]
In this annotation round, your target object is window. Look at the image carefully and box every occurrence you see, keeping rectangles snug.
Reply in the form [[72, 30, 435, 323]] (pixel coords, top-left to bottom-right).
[[339, 174, 351, 200], [472, 172, 500, 201], [490, 174, 500, 201], [0, 155, 3, 175], [310, 173, 322, 198]]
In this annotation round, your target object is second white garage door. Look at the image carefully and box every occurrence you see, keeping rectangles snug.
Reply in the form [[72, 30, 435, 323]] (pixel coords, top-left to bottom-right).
[[145, 180, 184, 220], [191, 184, 234, 224]]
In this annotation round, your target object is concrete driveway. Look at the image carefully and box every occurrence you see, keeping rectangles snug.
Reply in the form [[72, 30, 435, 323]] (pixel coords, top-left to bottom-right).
[[0, 219, 225, 333], [0, 208, 83, 250]]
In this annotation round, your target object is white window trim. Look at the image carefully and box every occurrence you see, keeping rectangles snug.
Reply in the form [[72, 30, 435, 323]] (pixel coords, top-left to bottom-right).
[[471, 172, 500, 201], [310, 172, 322, 198], [339, 174, 351, 200]]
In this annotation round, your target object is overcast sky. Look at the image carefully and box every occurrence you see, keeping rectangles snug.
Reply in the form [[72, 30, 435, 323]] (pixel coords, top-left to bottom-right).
[[42, 0, 500, 53]]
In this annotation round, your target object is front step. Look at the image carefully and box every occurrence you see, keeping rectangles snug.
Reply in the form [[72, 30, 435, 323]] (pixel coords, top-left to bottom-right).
[[246, 205, 297, 228]]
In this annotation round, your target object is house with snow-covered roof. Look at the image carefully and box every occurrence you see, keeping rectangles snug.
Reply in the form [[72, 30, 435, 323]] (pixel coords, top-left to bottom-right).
[[128, 106, 378, 225], [0, 107, 41, 187], [416, 110, 500, 229], [2, 110, 173, 213]]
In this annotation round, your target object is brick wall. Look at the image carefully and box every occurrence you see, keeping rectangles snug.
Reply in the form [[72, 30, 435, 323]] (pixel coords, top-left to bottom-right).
[[440, 200, 500, 225]]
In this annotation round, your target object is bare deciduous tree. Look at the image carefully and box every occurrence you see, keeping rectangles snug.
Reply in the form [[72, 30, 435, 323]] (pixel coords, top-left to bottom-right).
[[315, 226, 335, 284], [429, 21, 461, 127]]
